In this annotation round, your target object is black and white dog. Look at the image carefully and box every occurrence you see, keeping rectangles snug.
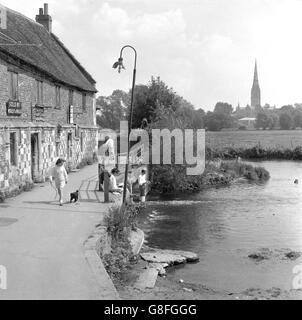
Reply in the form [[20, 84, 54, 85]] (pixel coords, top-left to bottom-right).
[[70, 190, 79, 203]]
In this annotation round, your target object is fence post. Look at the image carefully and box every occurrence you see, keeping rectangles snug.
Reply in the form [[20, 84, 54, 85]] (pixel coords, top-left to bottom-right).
[[104, 170, 110, 203], [98, 164, 102, 192]]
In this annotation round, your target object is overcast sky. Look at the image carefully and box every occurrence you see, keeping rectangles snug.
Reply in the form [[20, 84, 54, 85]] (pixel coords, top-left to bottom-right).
[[2, 0, 302, 111]]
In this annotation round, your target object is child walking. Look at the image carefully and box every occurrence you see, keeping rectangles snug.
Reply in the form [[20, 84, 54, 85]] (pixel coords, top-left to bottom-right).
[[49, 158, 68, 206]]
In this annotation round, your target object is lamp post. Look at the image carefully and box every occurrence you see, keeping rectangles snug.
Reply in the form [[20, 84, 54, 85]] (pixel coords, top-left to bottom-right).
[[113, 45, 137, 205]]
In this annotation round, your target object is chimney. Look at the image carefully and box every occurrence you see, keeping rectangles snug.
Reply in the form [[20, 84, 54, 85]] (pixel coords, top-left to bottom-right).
[[35, 3, 52, 32]]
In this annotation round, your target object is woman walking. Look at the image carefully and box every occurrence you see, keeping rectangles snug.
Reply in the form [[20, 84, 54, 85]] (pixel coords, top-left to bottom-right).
[[49, 158, 68, 206]]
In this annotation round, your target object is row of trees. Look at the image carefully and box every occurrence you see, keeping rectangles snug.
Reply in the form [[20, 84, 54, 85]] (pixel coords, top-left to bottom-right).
[[96, 77, 302, 132], [255, 105, 302, 130], [96, 77, 205, 131]]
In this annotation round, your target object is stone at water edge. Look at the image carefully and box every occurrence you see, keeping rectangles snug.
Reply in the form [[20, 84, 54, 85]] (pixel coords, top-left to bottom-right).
[[141, 252, 186, 265], [149, 263, 169, 276], [141, 249, 199, 265], [162, 250, 199, 263], [134, 268, 159, 289]]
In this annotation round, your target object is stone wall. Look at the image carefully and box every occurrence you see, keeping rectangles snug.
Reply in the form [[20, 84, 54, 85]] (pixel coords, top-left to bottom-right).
[[0, 57, 98, 193], [0, 57, 96, 125]]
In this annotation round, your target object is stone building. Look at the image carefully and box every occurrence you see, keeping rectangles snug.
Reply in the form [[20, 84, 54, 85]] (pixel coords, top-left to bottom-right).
[[0, 4, 98, 193]]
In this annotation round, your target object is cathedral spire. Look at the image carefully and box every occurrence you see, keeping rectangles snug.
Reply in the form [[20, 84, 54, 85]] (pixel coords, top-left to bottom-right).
[[253, 60, 258, 84], [251, 59, 261, 108]]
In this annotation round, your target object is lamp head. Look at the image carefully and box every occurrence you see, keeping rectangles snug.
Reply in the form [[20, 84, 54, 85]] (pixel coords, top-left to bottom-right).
[[112, 57, 125, 73]]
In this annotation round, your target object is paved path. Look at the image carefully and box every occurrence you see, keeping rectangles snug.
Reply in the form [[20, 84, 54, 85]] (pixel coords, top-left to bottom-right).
[[0, 163, 119, 300]]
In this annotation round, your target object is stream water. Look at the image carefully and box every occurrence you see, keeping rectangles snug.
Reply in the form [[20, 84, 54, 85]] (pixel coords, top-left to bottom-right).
[[138, 161, 302, 293]]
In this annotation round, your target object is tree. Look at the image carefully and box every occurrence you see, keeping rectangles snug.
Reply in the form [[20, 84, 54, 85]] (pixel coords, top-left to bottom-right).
[[131, 77, 182, 128], [96, 90, 128, 130], [131, 76, 202, 129], [280, 105, 295, 114], [279, 113, 293, 130], [266, 113, 278, 130], [214, 102, 233, 116], [255, 112, 269, 130], [192, 108, 205, 129], [293, 109, 302, 128], [204, 112, 233, 131]]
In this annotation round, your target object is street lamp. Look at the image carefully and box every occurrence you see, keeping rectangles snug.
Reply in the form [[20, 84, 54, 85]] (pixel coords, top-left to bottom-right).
[[113, 45, 137, 205]]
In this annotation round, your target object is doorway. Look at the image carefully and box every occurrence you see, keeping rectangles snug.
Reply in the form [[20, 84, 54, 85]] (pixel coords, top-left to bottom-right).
[[31, 133, 39, 182], [67, 132, 72, 161]]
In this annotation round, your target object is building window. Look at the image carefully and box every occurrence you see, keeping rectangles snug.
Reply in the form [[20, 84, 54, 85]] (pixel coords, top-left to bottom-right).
[[10, 132, 17, 166], [9, 71, 18, 101], [55, 86, 61, 108], [75, 125, 80, 138], [36, 80, 44, 105], [67, 132, 72, 159], [82, 93, 86, 111], [69, 89, 74, 106], [80, 132, 84, 152], [55, 142, 60, 157], [48, 144, 51, 158]]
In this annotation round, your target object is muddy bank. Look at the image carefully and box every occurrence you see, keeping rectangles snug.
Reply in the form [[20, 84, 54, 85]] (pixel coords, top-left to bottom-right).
[[116, 256, 302, 300], [248, 248, 302, 263]]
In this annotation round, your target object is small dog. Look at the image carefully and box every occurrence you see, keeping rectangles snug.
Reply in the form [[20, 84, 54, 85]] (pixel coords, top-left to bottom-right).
[[70, 190, 79, 203]]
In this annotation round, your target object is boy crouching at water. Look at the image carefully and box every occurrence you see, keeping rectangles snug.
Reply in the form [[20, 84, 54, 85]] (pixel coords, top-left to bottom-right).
[[48, 158, 68, 206]]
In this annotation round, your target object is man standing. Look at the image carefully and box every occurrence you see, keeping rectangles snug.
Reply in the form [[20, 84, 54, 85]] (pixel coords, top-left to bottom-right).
[[98, 135, 116, 171], [104, 136, 115, 158]]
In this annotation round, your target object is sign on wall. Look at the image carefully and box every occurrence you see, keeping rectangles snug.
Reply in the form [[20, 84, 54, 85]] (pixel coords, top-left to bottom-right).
[[32, 104, 45, 121], [6, 100, 22, 116]]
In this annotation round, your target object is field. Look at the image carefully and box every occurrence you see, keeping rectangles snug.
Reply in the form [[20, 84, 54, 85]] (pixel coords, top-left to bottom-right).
[[206, 130, 302, 150]]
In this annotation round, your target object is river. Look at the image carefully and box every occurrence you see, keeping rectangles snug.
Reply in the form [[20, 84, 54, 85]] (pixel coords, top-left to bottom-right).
[[138, 161, 302, 293]]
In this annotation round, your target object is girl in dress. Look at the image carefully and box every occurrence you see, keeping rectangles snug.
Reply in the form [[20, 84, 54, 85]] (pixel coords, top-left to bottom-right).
[[49, 158, 68, 206]]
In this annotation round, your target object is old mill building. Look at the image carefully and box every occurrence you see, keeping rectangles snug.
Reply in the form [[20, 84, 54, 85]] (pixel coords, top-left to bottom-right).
[[0, 4, 98, 193]]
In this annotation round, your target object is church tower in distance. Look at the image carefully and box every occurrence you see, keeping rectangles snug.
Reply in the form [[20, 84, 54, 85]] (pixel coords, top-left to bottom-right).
[[251, 60, 261, 108]]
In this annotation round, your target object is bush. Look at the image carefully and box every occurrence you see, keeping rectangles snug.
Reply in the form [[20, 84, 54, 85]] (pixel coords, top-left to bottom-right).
[[206, 145, 302, 161], [102, 204, 143, 281], [104, 204, 142, 240], [220, 161, 270, 181]]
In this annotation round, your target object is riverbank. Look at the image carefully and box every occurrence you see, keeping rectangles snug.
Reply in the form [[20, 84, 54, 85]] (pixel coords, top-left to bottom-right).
[[114, 244, 302, 300], [206, 145, 302, 161], [125, 160, 302, 301], [99, 160, 271, 296], [150, 160, 270, 194]]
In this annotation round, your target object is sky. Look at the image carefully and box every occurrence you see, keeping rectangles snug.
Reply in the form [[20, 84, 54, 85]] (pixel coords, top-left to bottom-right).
[[1, 0, 302, 111]]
